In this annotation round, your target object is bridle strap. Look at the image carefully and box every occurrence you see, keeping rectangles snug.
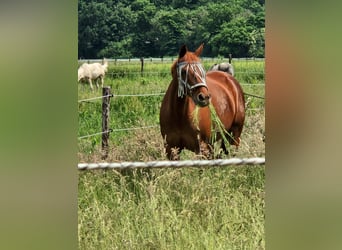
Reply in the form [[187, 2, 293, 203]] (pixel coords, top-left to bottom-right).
[[177, 61, 208, 98]]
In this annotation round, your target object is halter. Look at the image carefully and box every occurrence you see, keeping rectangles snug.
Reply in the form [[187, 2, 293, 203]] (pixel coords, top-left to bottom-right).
[[176, 61, 208, 98]]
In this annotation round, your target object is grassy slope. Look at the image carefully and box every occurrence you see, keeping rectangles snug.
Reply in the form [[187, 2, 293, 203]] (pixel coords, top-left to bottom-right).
[[78, 59, 265, 249]]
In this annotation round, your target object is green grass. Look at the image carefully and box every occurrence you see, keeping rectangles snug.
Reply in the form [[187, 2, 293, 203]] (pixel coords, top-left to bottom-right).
[[79, 166, 265, 249], [78, 58, 265, 249]]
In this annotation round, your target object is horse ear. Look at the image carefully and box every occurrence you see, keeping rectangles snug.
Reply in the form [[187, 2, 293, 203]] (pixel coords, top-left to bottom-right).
[[179, 44, 187, 58], [195, 43, 204, 56]]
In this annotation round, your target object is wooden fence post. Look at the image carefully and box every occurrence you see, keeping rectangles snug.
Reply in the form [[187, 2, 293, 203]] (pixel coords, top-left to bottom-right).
[[102, 86, 111, 159], [140, 57, 144, 76]]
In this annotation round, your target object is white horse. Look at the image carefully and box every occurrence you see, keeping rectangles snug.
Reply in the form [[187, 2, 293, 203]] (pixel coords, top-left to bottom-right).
[[78, 59, 108, 90], [208, 62, 234, 76]]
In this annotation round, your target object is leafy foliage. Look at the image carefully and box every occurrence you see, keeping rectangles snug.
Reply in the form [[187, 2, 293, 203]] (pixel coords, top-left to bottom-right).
[[78, 0, 265, 58]]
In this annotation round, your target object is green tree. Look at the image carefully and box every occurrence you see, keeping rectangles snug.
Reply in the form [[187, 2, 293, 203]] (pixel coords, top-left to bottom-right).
[[129, 0, 157, 57], [210, 17, 251, 57], [78, 0, 265, 58], [78, 2, 112, 58], [78, 1, 135, 58], [188, 3, 235, 56], [150, 8, 189, 56]]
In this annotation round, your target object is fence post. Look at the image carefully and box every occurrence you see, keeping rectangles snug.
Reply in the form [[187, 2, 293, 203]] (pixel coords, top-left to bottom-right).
[[102, 86, 111, 159], [140, 57, 144, 76]]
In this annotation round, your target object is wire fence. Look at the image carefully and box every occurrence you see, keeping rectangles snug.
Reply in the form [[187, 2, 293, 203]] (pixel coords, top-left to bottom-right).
[[78, 94, 114, 103], [78, 129, 113, 139], [78, 60, 264, 144], [78, 89, 265, 140], [243, 92, 265, 99], [106, 71, 264, 77], [78, 91, 264, 103], [78, 93, 165, 103], [112, 93, 165, 97], [78, 57, 265, 64], [78, 157, 265, 170]]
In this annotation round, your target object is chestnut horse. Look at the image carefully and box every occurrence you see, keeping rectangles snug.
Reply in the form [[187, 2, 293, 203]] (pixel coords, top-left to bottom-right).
[[159, 44, 245, 160]]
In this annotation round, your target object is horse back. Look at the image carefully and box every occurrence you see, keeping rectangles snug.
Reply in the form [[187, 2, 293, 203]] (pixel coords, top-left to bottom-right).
[[206, 71, 245, 126]]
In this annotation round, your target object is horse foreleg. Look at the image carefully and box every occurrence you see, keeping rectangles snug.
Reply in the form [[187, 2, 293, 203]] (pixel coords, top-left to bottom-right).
[[229, 125, 243, 149], [163, 135, 181, 160], [88, 79, 94, 90], [100, 76, 104, 88], [165, 145, 180, 161], [171, 147, 181, 161], [95, 78, 100, 89], [199, 140, 213, 159], [196, 132, 213, 159]]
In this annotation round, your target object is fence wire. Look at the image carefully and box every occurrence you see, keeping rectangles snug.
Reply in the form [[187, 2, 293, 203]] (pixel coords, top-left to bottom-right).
[[78, 130, 112, 139], [78, 94, 113, 103], [113, 93, 165, 97], [243, 92, 265, 99], [78, 89, 264, 103], [78, 126, 160, 139]]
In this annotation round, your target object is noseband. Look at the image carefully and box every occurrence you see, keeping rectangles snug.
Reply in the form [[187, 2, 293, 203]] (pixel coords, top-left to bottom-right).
[[177, 61, 208, 98]]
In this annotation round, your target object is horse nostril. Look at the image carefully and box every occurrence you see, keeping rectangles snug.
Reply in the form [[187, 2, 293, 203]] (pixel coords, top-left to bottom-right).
[[198, 93, 205, 101], [196, 93, 210, 107]]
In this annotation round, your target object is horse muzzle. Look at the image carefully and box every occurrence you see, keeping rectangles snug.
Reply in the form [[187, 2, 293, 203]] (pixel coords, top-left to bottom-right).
[[194, 92, 211, 107]]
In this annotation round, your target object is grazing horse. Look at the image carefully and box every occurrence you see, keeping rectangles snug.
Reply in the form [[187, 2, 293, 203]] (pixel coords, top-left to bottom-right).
[[78, 59, 108, 90], [209, 62, 235, 76], [160, 44, 245, 160]]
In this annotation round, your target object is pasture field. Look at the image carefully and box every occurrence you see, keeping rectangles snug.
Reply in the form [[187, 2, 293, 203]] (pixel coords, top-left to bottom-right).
[[78, 58, 265, 249]]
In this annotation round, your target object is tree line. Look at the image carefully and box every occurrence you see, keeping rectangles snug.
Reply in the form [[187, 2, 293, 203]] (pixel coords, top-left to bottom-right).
[[78, 0, 265, 59]]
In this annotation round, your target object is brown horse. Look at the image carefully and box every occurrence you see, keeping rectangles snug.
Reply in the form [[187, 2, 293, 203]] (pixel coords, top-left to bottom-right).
[[159, 44, 245, 160]]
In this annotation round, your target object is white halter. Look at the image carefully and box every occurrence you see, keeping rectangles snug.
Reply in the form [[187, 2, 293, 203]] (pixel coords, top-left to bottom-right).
[[177, 61, 208, 98]]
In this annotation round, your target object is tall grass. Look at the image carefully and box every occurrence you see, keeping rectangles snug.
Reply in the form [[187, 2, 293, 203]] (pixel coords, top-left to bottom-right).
[[78, 59, 265, 249], [79, 166, 265, 249]]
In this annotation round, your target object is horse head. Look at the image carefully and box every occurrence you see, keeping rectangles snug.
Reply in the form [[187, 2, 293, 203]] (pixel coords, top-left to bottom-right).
[[173, 44, 211, 107]]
